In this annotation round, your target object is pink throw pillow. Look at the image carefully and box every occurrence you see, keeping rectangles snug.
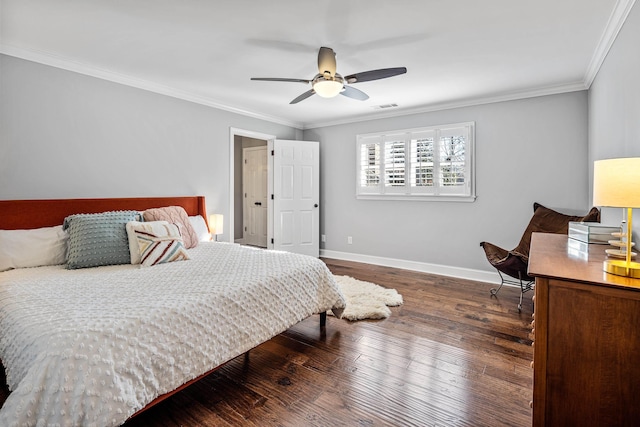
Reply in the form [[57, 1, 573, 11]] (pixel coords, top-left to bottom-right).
[[143, 206, 199, 249]]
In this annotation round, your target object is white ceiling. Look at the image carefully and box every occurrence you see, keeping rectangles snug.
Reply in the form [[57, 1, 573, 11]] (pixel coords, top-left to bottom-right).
[[0, 0, 633, 129]]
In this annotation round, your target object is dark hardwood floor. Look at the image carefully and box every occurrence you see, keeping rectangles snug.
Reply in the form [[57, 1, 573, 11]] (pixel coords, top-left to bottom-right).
[[1, 259, 534, 426]]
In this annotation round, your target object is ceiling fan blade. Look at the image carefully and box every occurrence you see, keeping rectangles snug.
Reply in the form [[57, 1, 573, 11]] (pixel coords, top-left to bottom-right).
[[251, 77, 311, 84], [344, 67, 407, 84], [340, 85, 369, 101], [317, 47, 337, 77], [290, 89, 316, 104]]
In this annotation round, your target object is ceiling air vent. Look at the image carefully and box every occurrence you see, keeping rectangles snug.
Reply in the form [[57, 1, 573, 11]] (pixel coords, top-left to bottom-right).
[[372, 103, 398, 110]]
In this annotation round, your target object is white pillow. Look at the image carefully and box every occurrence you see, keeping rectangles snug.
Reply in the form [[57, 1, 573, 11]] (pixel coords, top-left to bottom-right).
[[0, 225, 69, 272], [126, 220, 169, 264], [189, 215, 211, 242]]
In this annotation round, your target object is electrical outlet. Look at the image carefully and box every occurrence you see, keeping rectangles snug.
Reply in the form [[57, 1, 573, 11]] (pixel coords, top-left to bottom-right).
[[347, 236, 353, 244], [321, 234, 326, 242]]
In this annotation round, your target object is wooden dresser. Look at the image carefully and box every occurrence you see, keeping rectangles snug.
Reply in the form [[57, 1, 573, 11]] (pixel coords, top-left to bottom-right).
[[528, 232, 640, 426]]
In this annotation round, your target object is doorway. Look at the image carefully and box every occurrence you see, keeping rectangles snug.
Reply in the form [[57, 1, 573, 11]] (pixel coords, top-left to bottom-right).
[[229, 128, 320, 257], [231, 130, 271, 246]]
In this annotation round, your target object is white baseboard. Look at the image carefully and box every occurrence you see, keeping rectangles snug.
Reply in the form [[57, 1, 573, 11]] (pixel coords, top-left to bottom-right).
[[320, 249, 506, 286]]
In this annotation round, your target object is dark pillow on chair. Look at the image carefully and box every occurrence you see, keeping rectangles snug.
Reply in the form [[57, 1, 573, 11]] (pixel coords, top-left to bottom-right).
[[511, 202, 600, 260]]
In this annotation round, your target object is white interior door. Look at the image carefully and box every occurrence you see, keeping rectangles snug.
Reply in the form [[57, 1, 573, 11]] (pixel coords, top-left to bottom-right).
[[269, 139, 319, 257], [243, 146, 268, 247]]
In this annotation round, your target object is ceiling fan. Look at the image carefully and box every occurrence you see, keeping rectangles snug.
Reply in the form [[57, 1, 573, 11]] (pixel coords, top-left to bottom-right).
[[251, 47, 407, 104]]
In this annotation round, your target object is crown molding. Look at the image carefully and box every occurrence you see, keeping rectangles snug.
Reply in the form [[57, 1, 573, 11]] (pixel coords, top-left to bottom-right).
[[584, 0, 637, 87], [0, 44, 304, 130], [302, 81, 588, 129]]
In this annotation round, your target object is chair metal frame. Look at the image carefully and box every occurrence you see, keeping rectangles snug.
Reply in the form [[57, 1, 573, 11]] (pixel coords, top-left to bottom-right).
[[490, 270, 534, 312]]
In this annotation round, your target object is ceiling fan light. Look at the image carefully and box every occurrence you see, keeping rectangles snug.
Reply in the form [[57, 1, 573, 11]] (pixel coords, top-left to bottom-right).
[[313, 78, 343, 98]]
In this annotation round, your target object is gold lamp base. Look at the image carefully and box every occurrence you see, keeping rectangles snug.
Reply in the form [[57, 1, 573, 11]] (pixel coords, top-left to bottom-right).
[[603, 259, 640, 278]]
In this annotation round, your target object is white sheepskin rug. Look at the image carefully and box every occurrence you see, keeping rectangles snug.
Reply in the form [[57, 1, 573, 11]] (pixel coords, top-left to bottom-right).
[[331, 275, 403, 321]]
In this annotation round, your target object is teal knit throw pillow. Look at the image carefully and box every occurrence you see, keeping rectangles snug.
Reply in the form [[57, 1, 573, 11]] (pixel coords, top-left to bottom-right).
[[63, 210, 141, 269]]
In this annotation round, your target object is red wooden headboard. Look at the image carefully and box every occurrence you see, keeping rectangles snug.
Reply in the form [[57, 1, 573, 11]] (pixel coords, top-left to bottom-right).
[[0, 196, 207, 230]]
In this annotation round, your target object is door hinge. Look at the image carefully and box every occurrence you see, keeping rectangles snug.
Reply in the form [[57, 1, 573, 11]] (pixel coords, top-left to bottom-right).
[[271, 194, 274, 200], [244, 226, 247, 231], [271, 150, 274, 156], [271, 238, 274, 244], [244, 159, 247, 164]]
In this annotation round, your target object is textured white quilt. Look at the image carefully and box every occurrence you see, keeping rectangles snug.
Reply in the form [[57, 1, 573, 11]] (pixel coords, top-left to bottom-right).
[[0, 242, 345, 427]]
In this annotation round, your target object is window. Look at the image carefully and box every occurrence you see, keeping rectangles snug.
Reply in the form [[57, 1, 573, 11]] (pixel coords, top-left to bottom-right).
[[356, 122, 475, 201]]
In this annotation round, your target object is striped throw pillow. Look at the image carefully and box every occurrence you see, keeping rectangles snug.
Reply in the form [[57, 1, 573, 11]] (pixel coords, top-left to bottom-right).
[[131, 222, 190, 266]]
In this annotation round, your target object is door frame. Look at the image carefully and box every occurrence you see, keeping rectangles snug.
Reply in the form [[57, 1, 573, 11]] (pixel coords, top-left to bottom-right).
[[229, 127, 275, 244]]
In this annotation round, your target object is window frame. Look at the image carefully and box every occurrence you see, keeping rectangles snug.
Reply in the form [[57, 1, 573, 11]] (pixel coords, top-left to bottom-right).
[[355, 121, 476, 202]]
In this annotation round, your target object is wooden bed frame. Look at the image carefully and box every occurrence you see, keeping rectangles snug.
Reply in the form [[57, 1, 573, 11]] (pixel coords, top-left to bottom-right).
[[0, 196, 216, 418], [0, 195, 326, 420], [0, 196, 208, 230]]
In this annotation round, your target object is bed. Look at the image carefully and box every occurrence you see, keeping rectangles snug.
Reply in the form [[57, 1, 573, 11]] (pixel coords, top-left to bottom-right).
[[0, 196, 346, 426]]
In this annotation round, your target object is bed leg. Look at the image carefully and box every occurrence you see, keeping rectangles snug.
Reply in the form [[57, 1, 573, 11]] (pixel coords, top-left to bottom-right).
[[320, 311, 327, 328]]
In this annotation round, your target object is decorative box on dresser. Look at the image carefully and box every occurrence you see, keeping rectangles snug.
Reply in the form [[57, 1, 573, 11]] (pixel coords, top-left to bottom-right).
[[528, 232, 640, 427]]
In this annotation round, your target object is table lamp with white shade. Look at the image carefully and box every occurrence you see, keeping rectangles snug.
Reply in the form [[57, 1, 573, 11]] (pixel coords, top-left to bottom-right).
[[209, 214, 224, 241], [593, 157, 640, 278]]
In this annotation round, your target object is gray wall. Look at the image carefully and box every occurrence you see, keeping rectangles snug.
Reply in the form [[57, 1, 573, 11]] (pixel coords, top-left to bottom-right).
[[1, 51, 601, 278], [589, 1, 640, 237], [306, 91, 590, 274], [0, 55, 299, 242]]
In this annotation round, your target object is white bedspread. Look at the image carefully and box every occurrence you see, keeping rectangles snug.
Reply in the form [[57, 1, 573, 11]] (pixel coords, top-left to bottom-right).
[[0, 242, 345, 427]]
